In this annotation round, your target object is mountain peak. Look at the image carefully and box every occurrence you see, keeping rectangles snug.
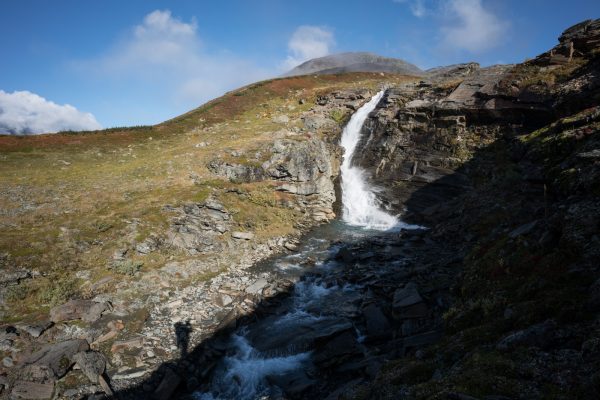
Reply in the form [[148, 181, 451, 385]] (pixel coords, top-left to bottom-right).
[[283, 52, 423, 77]]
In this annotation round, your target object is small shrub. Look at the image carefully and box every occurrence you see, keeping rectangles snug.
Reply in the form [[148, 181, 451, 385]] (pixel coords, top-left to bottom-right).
[[5, 283, 30, 302], [37, 276, 79, 306], [92, 220, 113, 232], [111, 260, 143, 276]]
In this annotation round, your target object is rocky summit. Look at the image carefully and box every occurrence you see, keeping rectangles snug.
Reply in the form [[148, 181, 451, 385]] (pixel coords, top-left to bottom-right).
[[0, 18, 599, 400]]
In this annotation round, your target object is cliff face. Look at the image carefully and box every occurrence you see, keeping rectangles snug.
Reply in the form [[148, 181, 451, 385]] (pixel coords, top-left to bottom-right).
[[355, 19, 599, 219], [350, 19, 600, 399]]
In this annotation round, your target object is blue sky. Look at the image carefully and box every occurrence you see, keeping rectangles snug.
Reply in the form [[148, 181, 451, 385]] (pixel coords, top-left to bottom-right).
[[0, 0, 598, 133]]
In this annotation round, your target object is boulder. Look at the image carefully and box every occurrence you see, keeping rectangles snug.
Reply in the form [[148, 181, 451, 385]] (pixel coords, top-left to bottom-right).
[[11, 381, 54, 400], [17, 321, 53, 338], [392, 283, 428, 320], [245, 278, 268, 295], [362, 304, 391, 339], [313, 331, 360, 367], [267, 369, 315, 397], [23, 339, 89, 380], [248, 317, 353, 354], [49, 300, 108, 323], [335, 247, 356, 264], [72, 351, 106, 383]]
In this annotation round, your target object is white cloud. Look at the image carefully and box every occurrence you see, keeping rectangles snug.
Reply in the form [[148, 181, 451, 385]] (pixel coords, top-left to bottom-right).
[[0, 90, 101, 135], [82, 10, 270, 113], [440, 0, 508, 52], [393, 0, 427, 18], [282, 26, 335, 70]]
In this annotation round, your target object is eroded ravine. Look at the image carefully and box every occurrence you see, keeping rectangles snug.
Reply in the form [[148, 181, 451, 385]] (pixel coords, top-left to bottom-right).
[[193, 93, 424, 400]]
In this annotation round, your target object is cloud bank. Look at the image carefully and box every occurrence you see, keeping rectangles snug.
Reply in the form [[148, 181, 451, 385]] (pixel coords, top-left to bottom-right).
[[282, 25, 335, 70], [85, 10, 270, 109], [394, 0, 508, 53], [441, 0, 508, 52], [0, 90, 101, 135]]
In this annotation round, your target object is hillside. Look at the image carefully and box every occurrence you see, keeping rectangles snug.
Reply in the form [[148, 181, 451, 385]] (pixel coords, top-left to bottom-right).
[[283, 52, 423, 77], [0, 72, 417, 397], [0, 18, 599, 400]]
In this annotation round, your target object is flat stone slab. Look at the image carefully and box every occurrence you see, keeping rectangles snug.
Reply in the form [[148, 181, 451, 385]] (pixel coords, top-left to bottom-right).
[[23, 339, 89, 380], [245, 278, 268, 295], [12, 380, 55, 399], [17, 321, 53, 338], [231, 231, 255, 240], [50, 300, 108, 323]]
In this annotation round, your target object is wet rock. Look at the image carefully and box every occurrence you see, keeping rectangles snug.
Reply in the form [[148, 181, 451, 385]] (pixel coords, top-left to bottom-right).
[[335, 247, 356, 263], [72, 351, 106, 384], [152, 368, 181, 400], [22, 339, 89, 380], [362, 304, 391, 339], [248, 318, 353, 354], [314, 331, 360, 367], [11, 380, 55, 399], [2, 356, 13, 367], [392, 283, 428, 319], [267, 369, 315, 397], [49, 299, 109, 323]]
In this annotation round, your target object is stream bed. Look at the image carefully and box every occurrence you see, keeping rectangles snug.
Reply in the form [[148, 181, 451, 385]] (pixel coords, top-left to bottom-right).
[[194, 221, 425, 400]]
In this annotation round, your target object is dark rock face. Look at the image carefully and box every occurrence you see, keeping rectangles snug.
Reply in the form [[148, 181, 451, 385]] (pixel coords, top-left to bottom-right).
[[284, 52, 423, 77], [353, 20, 599, 220], [357, 18, 600, 400]]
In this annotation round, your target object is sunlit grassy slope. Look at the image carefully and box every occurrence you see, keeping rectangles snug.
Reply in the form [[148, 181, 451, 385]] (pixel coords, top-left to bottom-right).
[[0, 72, 416, 319]]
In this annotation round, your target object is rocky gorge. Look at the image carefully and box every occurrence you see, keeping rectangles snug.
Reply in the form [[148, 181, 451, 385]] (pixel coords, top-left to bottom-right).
[[0, 18, 599, 400]]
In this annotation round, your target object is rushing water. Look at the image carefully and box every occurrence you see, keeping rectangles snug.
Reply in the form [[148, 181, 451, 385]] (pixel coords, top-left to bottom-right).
[[194, 92, 420, 400], [340, 90, 400, 230]]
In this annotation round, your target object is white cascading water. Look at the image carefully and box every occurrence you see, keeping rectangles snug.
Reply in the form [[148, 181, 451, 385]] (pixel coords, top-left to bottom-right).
[[340, 90, 401, 230]]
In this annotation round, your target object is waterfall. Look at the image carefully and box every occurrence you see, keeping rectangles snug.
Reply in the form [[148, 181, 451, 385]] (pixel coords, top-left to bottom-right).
[[340, 90, 400, 231]]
